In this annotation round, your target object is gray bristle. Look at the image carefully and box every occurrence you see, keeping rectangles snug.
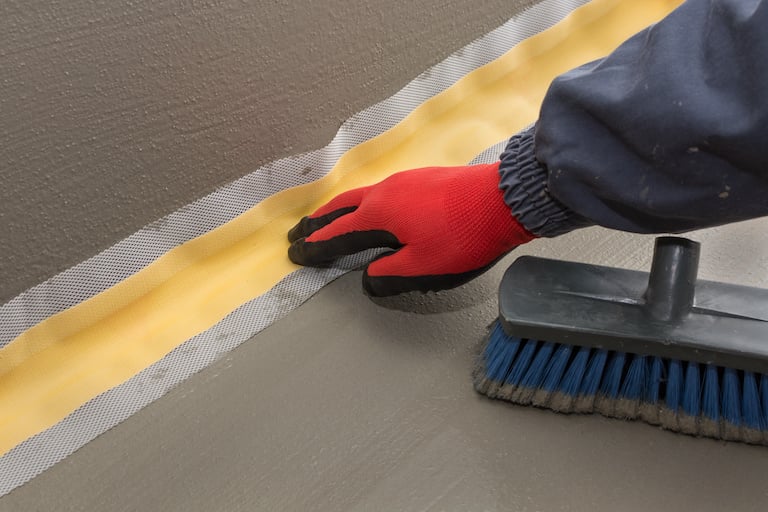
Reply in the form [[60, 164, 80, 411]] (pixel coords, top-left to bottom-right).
[[614, 398, 641, 420], [699, 417, 721, 439], [639, 403, 661, 426], [531, 389, 553, 408], [547, 392, 575, 413], [573, 395, 597, 414]]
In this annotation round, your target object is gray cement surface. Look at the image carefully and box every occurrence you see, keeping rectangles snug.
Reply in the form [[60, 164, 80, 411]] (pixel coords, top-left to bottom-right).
[[0, 0, 538, 303], [3, 225, 768, 511]]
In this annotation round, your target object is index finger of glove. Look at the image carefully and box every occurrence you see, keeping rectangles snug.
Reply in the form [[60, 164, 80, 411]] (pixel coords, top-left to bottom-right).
[[287, 186, 370, 243], [288, 211, 401, 266]]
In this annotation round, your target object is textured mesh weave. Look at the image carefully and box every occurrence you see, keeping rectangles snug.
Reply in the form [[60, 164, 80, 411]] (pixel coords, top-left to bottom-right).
[[0, 0, 588, 496]]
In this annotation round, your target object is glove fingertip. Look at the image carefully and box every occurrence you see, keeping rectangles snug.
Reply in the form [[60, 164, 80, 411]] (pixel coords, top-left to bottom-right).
[[287, 206, 358, 243], [287, 217, 309, 243], [287, 237, 308, 265]]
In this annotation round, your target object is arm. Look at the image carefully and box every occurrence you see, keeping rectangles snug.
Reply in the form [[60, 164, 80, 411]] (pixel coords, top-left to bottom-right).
[[502, 0, 768, 235]]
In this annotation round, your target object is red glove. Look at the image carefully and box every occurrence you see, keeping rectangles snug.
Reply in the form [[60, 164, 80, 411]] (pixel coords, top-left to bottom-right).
[[287, 162, 536, 296]]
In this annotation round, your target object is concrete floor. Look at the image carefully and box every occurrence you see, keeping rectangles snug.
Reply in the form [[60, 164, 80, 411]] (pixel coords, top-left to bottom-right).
[[4, 224, 768, 511]]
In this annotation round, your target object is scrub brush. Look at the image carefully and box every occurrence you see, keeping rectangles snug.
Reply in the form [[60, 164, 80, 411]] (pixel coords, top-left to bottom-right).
[[473, 236, 768, 444]]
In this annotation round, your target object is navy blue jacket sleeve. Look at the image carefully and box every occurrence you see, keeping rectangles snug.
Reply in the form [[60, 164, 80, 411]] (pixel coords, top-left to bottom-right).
[[499, 0, 768, 236]]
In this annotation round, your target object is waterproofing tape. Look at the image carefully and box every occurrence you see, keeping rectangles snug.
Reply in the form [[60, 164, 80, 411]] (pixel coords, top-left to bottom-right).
[[0, 0, 681, 496]]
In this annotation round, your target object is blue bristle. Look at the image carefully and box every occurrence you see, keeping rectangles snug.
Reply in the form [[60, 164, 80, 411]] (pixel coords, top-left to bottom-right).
[[619, 355, 647, 400], [741, 371, 764, 430], [645, 356, 663, 404], [701, 364, 720, 422], [519, 342, 556, 390], [579, 349, 608, 397], [721, 367, 741, 426], [599, 352, 626, 399], [682, 362, 702, 417], [761, 374, 768, 425], [482, 322, 505, 362], [505, 339, 539, 387], [483, 324, 521, 383], [665, 359, 683, 411], [480, 322, 768, 438], [558, 346, 591, 396], [541, 344, 573, 392]]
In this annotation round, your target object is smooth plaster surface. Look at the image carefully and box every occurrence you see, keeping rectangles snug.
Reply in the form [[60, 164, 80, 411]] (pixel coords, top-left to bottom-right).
[[4, 223, 768, 511], [0, 0, 538, 303], [4, 0, 768, 510]]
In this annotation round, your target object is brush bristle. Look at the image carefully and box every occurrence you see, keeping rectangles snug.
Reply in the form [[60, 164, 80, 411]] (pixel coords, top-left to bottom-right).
[[473, 320, 768, 445]]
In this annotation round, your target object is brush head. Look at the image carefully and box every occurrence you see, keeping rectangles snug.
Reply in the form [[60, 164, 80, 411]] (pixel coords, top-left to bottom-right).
[[474, 237, 768, 445], [473, 322, 768, 445], [498, 253, 768, 374]]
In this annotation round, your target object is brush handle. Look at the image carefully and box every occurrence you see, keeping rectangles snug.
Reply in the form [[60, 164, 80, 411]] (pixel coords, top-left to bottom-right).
[[644, 237, 700, 322]]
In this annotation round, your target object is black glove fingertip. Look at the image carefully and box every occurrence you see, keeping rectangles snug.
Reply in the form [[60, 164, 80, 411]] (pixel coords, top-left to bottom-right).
[[288, 238, 331, 267], [287, 206, 358, 243], [287, 217, 310, 243]]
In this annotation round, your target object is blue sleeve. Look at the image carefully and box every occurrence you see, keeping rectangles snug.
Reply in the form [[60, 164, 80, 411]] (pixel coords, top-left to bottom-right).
[[499, 0, 768, 236]]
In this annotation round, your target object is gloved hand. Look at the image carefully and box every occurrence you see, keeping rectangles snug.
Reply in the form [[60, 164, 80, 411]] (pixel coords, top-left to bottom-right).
[[287, 162, 536, 296]]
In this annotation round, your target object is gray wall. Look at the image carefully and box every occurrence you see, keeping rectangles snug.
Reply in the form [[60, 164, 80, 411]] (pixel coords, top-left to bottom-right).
[[0, 0, 537, 303]]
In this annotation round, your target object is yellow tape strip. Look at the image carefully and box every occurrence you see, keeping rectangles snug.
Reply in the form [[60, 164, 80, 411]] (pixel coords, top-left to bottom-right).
[[0, 0, 682, 455]]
